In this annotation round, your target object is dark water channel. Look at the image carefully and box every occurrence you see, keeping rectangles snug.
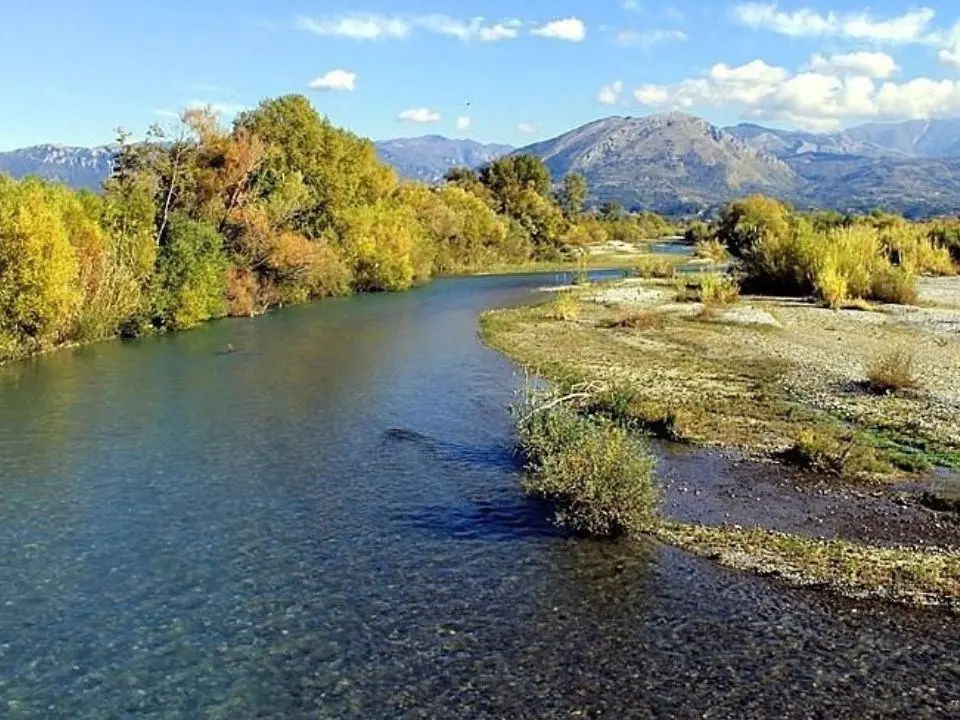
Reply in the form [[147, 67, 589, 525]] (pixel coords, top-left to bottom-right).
[[0, 274, 957, 718]]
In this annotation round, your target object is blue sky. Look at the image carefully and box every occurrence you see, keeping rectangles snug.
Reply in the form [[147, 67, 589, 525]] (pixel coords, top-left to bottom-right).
[[3, 1, 960, 150]]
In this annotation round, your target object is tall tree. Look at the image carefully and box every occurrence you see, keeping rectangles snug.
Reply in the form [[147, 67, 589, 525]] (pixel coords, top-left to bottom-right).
[[557, 173, 588, 219]]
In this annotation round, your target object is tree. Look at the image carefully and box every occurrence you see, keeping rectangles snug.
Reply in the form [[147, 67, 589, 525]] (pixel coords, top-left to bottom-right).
[[557, 173, 588, 220], [715, 195, 792, 258], [598, 200, 624, 221], [0, 178, 80, 347], [152, 214, 227, 329]]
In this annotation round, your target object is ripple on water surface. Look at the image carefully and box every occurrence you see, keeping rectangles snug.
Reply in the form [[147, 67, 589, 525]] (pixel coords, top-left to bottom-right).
[[0, 274, 957, 718]]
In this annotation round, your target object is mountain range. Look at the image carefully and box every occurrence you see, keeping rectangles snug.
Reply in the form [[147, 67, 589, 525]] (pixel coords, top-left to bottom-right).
[[7, 115, 960, 216]]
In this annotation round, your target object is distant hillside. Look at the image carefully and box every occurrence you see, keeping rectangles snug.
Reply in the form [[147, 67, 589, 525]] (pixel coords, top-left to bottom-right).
[[728, 118, 960, 161], [375, 136, 514, 182], [726, 123, 901, 160], [0, 144, 114, 191], [518, 113, 800, 214]]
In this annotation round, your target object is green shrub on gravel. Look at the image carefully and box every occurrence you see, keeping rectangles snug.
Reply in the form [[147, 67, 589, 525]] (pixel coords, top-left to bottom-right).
[[515, 399, 659, 538]]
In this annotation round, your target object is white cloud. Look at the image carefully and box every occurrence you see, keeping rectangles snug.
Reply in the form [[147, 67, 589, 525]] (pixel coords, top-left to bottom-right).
[[479, 23, 519, 42], [939, 45, 960, 70], [531, 17, 587, 42], [616, 29, 687, 48], [733, 3, 936, 44], [456, 116, 472, 130], [517, 122, 539, 134], [297, 13, 523, 43], [809, 52, 898, 79], [621, 0, 643, 12], [297, 14, 409, 40], [597, 80, 624, 105], [308, 69, 357, 92], [398, 107, 442, 123], [631, 56, 960, 130]]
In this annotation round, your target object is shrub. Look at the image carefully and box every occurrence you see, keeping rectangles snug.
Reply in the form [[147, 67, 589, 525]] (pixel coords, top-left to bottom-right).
[[867, 348, 920, 394], [880, 224, 955, 276], [516, 401, 659, 537], [545, 292, 580, 321], [869, 266, 918, 305], [633, 255, 677, 279], [684, 221, 712, 245], [695, 238, 728, 263], [698, 273, 740, 305]]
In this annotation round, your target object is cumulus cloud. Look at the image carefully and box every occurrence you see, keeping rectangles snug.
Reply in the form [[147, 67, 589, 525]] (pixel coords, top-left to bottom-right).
[[517, 122, 539, 134], [939, 45, 960, 70], [632, 57, 960, 130], [308, 69, 357, 91], [398, 108, 442, 123], [616, 29, 687, 48], [597, 80, 624, 105], [531, 17, 587, 42], [809, 52, 898, 79], [297, 13, 522, 42], [456, 116, 472, 130], [733, 3, 936, 44]]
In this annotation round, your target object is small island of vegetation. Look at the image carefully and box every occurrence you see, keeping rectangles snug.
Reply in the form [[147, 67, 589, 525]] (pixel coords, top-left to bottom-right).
[[485, 194, 960, 609]]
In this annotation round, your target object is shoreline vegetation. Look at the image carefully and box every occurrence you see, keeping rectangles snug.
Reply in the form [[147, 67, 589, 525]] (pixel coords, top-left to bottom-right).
[[0, 94, 674, 365], [485, 195, 960, 609]]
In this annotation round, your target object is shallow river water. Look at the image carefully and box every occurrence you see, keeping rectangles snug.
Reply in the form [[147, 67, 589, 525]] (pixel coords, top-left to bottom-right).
[[0, 274, 957, 718]]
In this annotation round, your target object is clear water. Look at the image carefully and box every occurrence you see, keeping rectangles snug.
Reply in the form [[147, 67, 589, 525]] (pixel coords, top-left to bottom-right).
[[0, 274, 957, 718]]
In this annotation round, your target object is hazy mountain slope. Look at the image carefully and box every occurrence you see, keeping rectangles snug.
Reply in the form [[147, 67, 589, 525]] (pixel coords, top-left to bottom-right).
[[0, 144, 114, 190], [726, 123, 902, 159], [519, 113, 801, 213], [843, 119, 960, 158], [375, 136, 513, 182]]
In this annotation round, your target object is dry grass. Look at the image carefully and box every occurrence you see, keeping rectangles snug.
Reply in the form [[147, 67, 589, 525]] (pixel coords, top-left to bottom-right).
[[867, 347, 920, 394], [545, 292, 581, 321], [607, 308, 663, 331], [656, 522, 960, 607]]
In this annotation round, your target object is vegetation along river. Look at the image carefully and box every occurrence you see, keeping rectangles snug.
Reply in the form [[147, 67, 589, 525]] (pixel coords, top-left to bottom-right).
[[0, 273, 957, 718]]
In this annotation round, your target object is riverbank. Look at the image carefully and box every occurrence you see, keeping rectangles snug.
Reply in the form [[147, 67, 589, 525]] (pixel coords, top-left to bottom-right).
[[482, 272, 960, 608]]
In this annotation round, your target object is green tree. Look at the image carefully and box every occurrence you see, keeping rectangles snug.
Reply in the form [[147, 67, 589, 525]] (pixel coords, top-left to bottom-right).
[[557, 173, 588, 219], [152, 214, 227, 329]]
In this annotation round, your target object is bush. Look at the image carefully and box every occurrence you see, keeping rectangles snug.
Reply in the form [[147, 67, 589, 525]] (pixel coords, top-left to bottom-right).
[[867, 348, 920, 394], [695, 238, 728, 263], [545, 293, 580, 321], [869, 266, 918, 305], [516, 401, 659, 537], [684, 221, 712, 245], [698, 273, 740, 305], [633, 255, 677, 279]]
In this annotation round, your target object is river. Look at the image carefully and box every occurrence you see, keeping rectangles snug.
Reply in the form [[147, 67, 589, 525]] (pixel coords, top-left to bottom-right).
[[0, 273, 957, 718]]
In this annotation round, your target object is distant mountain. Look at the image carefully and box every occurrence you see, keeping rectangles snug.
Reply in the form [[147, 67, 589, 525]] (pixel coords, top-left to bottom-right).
[[375, 135, 514, 182], [728, 118, 960, 160], [726, 123, 900, 160], [0, 144, 114, 191], [518, 113, 800, 214]]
